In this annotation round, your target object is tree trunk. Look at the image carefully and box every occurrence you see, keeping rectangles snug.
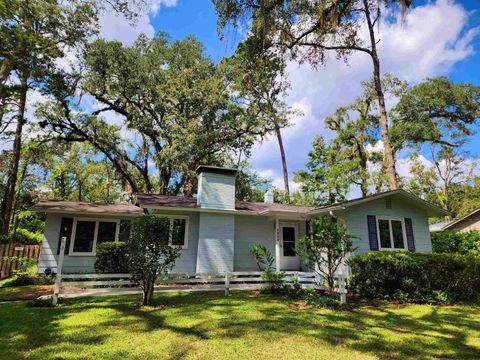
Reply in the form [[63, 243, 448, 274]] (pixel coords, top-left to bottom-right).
[[275, 125, 290, 200], [142, 280, 154, 306], [0, 73, 28, 235], [364, 0, 398, 190]]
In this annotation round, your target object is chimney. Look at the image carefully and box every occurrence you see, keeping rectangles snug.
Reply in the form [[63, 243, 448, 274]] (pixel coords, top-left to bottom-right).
[[264, 189, 274, 204], [196, 166, 237, 210]]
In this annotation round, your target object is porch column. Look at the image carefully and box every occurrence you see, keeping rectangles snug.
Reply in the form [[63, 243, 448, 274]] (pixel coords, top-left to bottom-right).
[[275, 216, 281, 271]]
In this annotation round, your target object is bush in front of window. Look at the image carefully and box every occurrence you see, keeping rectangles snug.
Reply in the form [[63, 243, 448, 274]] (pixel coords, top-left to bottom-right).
[[127, 215, 182, 306], [348, 251, 480, 303], [431, 230, 480, 256], [94, 241, 129, 274]]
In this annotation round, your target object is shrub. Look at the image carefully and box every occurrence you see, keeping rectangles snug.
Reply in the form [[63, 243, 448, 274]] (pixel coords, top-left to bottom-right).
[[6, 228, 43, 245], [431, 230, 480, 256], [94, 241, 129, 273], [296, 215, 355, 292], [348, 251, 480, 303], [127, 215, 181, 306]]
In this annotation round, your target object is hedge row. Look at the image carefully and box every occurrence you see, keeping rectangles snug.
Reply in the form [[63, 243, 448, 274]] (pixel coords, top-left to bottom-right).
[[431, 230, 480, 255], [348, 251, 480, 303]]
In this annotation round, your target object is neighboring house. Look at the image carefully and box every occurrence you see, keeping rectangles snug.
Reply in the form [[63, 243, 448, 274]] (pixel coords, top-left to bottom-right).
[[32, 166, 448, 274], [430, 208, 480, 233]]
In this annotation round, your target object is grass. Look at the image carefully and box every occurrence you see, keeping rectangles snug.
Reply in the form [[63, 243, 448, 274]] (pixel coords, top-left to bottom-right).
[[0, 291, 479, 359], [0, 284, 53, 302]]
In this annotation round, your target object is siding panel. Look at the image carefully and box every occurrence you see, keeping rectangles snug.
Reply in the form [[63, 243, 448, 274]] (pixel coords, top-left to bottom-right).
[[345, 196, 432, 255]]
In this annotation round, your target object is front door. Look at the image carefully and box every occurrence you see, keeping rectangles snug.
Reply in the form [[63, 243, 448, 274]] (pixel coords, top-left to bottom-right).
[[280, 223, 300, 270]]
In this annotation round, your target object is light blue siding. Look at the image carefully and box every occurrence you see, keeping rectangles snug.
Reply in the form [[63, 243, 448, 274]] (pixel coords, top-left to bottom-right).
[[196, 213, 235, 272], [39, 211, 200, 274], [234, 215, 275, 271], [197, 172, 235, 210], [344, 195, 432, 255], [234, 216, 307, 271]]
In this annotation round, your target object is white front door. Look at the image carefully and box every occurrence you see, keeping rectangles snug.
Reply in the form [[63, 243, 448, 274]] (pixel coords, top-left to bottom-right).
[[280, 223, 300, 270]]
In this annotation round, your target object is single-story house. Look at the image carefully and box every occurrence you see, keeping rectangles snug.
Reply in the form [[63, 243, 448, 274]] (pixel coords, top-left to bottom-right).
[[32, 166, 448, 274], [430, 207, 480, 233]]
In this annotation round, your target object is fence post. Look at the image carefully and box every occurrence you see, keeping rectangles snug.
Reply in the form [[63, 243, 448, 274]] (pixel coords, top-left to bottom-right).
[[339, 275, 347, 305], [224, 272, 230, 296], [52, 236, 66, 306]]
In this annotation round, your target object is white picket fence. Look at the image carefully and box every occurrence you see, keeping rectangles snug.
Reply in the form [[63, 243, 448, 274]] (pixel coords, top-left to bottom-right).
[[52, 271, 347, 305]]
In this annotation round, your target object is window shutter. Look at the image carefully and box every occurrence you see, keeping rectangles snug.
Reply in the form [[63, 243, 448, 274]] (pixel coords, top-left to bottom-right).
[[57, 218, 73, 255], [404, 218, 415, 251], [306, 220, 311, 237], [367, 215, 379, 250]]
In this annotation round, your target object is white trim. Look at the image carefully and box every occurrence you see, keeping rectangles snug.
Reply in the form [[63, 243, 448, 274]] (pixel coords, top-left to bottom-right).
[[376, 216, 407, 251], [69, 218, 120, 256], [156, 214, 189, 249]]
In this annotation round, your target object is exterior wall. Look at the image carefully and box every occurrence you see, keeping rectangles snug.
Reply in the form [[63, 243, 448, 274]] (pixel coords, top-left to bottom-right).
[[39, 210, 200, 274], [234, 215, 307, 271], [38, 213, 128, 273], [344, 195, 432, 255], [447, 211, 480, 232], [196, 213, 234, 272], [197, 172, 235, 210]]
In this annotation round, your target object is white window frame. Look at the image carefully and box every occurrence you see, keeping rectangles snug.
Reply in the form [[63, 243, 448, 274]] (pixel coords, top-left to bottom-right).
[[376, 217, 407, 251], [158, 214, 189, 250], [69, 218, 120, 256]]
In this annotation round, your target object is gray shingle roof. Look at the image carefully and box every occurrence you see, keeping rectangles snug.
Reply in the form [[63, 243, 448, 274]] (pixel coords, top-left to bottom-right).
[[31, 200, 144, 215]]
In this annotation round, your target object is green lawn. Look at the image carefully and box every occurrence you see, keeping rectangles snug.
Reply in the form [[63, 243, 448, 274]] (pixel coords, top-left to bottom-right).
[[0, 291, 479, 359], [0, 284, 52, 302]]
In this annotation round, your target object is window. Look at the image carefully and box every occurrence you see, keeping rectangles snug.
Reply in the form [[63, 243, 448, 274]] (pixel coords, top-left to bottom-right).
[[158, 215, 189, 249], [376, 217, 406, 250], [282, 226, 297, 257], [70, 218, 119, 255]]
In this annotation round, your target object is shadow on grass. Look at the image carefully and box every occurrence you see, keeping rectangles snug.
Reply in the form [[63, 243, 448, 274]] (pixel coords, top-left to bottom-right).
[[0, 291, 479, 359]]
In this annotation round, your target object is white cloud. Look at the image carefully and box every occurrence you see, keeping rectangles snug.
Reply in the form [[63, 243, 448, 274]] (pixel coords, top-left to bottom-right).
[[98, 0, 179, 45], [247, 0, 479, 199]]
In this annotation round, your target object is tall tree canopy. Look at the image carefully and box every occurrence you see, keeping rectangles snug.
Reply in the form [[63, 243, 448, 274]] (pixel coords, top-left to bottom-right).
[[213, 0, 414, 191], [37, 33, 281, 196]]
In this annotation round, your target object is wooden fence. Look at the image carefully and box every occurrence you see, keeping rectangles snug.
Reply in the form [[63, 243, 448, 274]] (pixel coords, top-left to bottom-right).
[[51, 237, 348, 305], [52, 271, 348, 305], [0, 244, 41, 279]]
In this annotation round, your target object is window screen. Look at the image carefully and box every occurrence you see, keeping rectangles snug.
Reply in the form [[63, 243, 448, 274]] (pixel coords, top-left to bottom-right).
[[73, 221, 96, 252], [282, 227, 296, 257], [97, 222, 117, 245], [171, 218, 186, 246], [378, 219, 391, 248], [391, 220, 404, 249]]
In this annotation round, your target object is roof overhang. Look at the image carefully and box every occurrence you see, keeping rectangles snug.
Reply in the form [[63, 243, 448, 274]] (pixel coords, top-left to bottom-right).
[[308, 190, 449, 218], [441, 208, 480, 231]]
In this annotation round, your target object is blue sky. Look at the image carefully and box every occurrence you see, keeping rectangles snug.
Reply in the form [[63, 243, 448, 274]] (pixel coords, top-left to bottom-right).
[[98, 0, 480, 195]]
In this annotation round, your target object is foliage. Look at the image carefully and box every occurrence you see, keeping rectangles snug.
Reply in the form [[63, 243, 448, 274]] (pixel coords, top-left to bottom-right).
[[392, 77, 480, 149], [0, 255, 52, 287], [260, 269, 286, 294], [431, 230, 480, 256], [1, 292, 480, 359], [14, 210, 45, 233], [235, 162, 271, 202], [294, 136, 352, 205], [0, 228, 43, 245], [296, 215, 355, 291], [127, 215, 181, 305], [250, 244, 275, 271], [348, 251, 480, 303], [94, 241, 129, 274]]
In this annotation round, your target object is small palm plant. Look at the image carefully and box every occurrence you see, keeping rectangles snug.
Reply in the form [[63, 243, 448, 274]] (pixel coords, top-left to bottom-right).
[[250, 244, 274, 271]]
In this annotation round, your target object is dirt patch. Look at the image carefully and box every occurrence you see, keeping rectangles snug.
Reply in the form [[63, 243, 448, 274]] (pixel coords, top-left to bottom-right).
[[15, 286, 53, 300]]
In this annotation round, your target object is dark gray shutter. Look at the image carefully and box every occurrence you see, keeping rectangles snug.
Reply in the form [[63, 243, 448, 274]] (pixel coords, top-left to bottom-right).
[[57, 218, 73, 255], [306, 220, 311, 237], [367, 215, 379, 250], [404, 218, 415, 251]]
